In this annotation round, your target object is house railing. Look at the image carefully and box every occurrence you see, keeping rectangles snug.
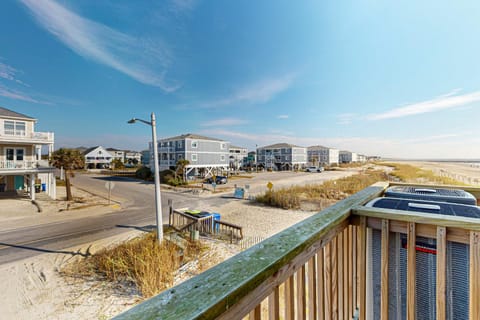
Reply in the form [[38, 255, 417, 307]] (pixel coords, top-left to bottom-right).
[[0, 160, 37, 169], [114, 182, 480, 320], [0, 131, 54, 142]]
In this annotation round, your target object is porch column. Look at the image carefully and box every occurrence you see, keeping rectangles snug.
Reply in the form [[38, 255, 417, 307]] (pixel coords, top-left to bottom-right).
[[49, 172, 56, 200], [29, 174, 35, 201]]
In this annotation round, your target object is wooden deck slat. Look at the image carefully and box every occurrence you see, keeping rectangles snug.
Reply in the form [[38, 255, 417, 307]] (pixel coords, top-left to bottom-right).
[[436, 226, 446, 320], [359, 217, 366, 320], [469, 231, 480, 320], [251, 304, 262, 320], [381, 219, 389, 320], [332, 237, 338, 320], [285, 275, 295, 320], [325, 243, 332, 320], [407, 222, 416, 320], [296, 267, 306, 320], [348, 226, 353, 319], [337, 231, 344, 320], [317, 250, 325, 320], [307, 257, 317, 320], [268, 286, 280, 320]]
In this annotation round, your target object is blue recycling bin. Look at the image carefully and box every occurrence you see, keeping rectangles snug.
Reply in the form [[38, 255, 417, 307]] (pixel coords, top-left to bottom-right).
[[41, 183, 46, 192], [212, 213, 221, 232]]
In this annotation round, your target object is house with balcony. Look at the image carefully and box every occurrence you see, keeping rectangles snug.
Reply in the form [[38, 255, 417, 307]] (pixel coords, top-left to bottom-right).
[[339, 150, 359, 163], [125, 151, 142, 165], [307, 145, 339, 166], [83, 146, 113, 169], [151, 133, 230, 178], [229, 145, 248, 170], [107, 148, 125, 162], [257, 143, 307, 171], [0, 106, 55, 200]]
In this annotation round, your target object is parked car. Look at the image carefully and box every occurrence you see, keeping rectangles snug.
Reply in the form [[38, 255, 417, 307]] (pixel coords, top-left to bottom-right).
[[204, 175, 228, 184], [305, 166, 324, 173]]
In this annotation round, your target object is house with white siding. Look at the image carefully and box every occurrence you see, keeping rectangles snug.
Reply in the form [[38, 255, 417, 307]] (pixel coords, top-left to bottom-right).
[[257, 143, 307, 171], [229, 145, 248, 170], [83, 146, 113, 169], [151, 133, 230, 178], [339, 150, 358, 163], [107, 148, 125, 162], [0, 106, 56, 200], [307, 145, 339, 166]]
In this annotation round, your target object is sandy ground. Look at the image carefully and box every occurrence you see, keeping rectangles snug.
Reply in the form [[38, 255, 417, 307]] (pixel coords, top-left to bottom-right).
[[0, 162, 477, 319]]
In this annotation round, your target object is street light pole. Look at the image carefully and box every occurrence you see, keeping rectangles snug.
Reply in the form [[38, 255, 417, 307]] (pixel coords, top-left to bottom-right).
[[128, 113, 163, 243]]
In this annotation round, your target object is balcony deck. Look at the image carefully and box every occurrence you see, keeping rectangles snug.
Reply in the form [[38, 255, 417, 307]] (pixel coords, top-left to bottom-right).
[[0, 131, 54, 145], [114, 182, 480, 320]]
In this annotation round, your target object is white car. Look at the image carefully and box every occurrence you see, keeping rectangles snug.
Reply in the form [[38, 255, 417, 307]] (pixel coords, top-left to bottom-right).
[[305, 166, 324, 172]]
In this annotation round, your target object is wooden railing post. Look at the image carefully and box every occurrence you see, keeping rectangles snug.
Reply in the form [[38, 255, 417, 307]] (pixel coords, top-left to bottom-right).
[[359, 217, 367, 320], [407, 222, 416, 320], [469, 231, 480, 320], [436, 226, 446, 320], [381, 219, 389, 319]]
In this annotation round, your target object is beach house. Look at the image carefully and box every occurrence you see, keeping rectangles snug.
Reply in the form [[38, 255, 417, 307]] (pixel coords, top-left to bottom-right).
[[257, 143, 307, 171], [0, 106, 56, 200]]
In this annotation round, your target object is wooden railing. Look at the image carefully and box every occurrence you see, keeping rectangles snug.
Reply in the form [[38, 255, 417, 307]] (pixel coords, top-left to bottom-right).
[[114, 182, 480, 320]]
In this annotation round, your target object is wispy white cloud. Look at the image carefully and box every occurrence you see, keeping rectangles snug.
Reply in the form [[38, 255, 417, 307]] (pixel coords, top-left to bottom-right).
[[368, 89, 480, 120], [277, 114, 289, 119], [0, 61, 28, 86], [20, 0, 178, 91], [0, 84, 40, 103], [200, 118, 248, 127], [201, 73, 296, 108]]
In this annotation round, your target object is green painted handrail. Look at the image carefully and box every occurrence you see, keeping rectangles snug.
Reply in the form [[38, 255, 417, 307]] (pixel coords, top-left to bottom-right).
[[114, 181, 388, 320]]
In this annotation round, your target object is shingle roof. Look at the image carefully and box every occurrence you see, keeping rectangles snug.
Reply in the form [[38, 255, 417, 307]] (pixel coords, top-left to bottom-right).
[[307, 145, 337, 150], [259, 143, 305, 149], [160, 133, 228, 142], [0, 106, 35, 120]]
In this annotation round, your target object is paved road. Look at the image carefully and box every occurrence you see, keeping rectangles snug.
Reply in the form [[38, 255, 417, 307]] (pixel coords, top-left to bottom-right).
[[0, 169, 360, 264], [0, 174, 229, 264]]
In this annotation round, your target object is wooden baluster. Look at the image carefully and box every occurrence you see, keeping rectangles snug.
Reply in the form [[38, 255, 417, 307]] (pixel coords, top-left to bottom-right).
[[407, 222, 416, 320], [337, 231, 344, 319], [268, 286, 280, 320], [436, 226, 446, 320], [359, 217, 366, 320], [343, 228, 348, 319], [297, 266, 306, 320], [381, 219, 389, 320], [469, 231, 480, 320], [348, 225, 353, 319], [308, 256, 317, 320], [325, 243, 332, 320], [285, 275, 295, 320], [332, 237, 338, 320], [249, 304, 261, 320], [317, 250, 325, 320]]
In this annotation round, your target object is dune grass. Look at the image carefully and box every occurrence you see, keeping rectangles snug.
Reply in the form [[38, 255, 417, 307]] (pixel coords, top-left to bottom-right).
[[62, 232, 203, 298], [256, 170, 389, 209], [381, 162, 465, 185]]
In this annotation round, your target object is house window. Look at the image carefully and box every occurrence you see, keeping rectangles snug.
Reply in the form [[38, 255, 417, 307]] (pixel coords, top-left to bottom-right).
[[221, 155, 225, 161], [221, 143, 226, 149], [191, 141, 198, 148], [6, 148, 14, 161], [178, 154, 183, 160], [16, 149, 24, 161], [4, 121, 25, 136], [191, 154, 197, 161]]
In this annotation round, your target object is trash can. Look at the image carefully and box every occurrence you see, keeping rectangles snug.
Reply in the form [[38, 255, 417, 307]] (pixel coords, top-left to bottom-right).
[[212, 213, 221, 232], [35, 184, 41, 193], [41, 183, 46, 192]]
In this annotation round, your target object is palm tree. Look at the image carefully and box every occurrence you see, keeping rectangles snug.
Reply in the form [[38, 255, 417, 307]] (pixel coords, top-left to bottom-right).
[[175, 159, 190, 181], [50, 148, 85, 201]]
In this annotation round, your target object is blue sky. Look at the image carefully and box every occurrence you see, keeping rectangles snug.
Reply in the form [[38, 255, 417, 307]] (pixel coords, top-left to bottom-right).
[[1, 0, 480, 158]]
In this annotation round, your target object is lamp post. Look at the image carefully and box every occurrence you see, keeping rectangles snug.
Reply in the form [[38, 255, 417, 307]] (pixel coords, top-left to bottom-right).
[[255, 144, 258, 173], [128, 113, 163, 243]]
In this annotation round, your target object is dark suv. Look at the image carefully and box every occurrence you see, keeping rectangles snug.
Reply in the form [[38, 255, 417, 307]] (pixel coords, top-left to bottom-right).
[[204, 176, 228, 184]]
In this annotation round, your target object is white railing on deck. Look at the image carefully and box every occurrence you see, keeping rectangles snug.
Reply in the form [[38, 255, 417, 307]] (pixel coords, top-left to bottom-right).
[[0, 160, 36, 169], [0, 131, 54, 142]]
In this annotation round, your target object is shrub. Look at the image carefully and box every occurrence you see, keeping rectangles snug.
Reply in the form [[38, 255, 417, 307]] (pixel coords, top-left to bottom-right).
[[61, 232, 203, 298], [135, 166, 152, 180]]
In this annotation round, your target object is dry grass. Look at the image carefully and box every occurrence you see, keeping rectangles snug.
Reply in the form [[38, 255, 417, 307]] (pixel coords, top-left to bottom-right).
[[62, 232, 203, 298], [256, 170, 388, 210], [381, 162, 465, 185]]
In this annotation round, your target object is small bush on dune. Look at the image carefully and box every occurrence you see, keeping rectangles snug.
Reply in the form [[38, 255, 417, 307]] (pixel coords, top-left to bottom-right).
[[62, 232, 202, 298]]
